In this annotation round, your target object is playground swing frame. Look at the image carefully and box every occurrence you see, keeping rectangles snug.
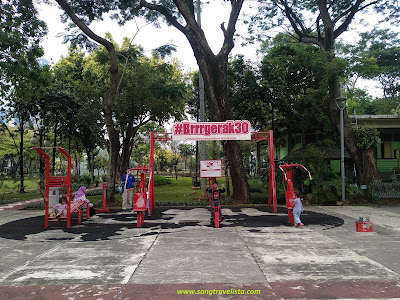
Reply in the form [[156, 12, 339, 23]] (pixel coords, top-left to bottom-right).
[[147, 129, 277, 220], [32, 147, 92, 228]]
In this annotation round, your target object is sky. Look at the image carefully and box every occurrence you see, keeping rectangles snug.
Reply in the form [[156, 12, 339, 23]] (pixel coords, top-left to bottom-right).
[[36, 1, 383, 97]]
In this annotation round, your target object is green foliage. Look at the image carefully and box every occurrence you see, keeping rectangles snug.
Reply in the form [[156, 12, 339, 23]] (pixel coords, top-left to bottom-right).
[[0, 0, 47, 97], [71, 174, 92, 187], [285, 144, 363, 203], [248, 179, 263, 193], [354, 127, 380, 149], [228, 55, 270, 130], [153, 175, 172, 186], [285, 145, 341, 204]]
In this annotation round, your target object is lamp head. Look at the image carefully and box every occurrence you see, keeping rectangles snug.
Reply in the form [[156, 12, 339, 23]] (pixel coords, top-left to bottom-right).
[[335, 96, 347, 109], [30, 136, 39, 145]]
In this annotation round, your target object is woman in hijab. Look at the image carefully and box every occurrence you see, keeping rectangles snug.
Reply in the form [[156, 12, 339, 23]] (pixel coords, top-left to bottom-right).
[[74, 186, 96, 216]]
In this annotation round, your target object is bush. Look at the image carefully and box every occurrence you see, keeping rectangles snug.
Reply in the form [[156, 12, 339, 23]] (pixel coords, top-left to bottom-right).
[[249, 193, 269, 204], [285, 144, 341, 204], [154, 175, 173, 186], [248, 179, 263, 193], [71, 174, 91, 187]]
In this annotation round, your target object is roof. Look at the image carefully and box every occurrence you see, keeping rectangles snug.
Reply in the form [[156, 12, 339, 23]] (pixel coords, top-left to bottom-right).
[[350, 114, 400, 129]]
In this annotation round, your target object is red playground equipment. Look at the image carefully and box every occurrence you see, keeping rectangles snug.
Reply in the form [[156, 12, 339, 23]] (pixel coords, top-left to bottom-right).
[[95, 183, 111, 213], [207, 177, 223, 228], [124, 165, 152, 227], [279, 163, 312, 225], [31, 147, 90, 228], [149, 130, 277, 219]]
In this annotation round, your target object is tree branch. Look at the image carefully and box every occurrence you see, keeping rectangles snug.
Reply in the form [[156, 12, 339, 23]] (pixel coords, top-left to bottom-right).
[[316, 0, 333, 28], [140, 0, 187, 34], [333, 0, 367, 39], [218, 0, 244, 57], [55, 0, 114, 52]]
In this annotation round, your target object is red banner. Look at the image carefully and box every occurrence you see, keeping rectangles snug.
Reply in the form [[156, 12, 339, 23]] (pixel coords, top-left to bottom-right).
[[172, 120, 251, 141]]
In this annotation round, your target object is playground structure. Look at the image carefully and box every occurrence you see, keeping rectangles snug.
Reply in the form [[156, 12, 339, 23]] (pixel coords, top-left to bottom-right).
[[207, 177, 223, 228], [145, 127, 277, 228], [96, 183, 110, 213], [30, 122, 282, 229], [279, 162, 312, 224], [200, 159, 224, 228], [31, 147, 90, 228], [124, 165, 152, 227]]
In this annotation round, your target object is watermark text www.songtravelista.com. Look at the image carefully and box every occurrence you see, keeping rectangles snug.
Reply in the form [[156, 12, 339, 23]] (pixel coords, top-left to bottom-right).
[[177, 288, 261, 295]]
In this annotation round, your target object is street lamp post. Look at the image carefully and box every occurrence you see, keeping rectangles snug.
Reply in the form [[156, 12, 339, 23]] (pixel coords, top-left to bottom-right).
[[336, 97, 347, 203], [30, 125, 51, 183]]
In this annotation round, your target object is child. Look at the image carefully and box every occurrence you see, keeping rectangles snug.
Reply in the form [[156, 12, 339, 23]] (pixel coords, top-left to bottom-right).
[[73, 186, 96, 216], [50, 195, 67, 218], [291, 192, 304, 228]]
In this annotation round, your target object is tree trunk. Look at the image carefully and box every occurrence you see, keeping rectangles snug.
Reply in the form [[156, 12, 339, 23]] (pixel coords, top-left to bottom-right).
[[199, 60, 249, 202], [326, 70, 380, 187], [119, 124, 139, 174], [140, 0, 249, 202], [56, 0, 120, 204]]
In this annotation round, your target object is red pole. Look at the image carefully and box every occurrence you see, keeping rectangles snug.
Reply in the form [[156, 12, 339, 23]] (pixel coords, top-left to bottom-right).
[[43, 150, 50, 228], [149, 132, 155, 212], [103, 183, 108, 211], [268, 130, 277, 213], [58, 147, 72, 227]]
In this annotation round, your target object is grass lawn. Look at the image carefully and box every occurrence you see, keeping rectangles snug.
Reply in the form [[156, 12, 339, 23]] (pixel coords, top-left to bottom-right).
[[0, 178, 42, 205], [87, 177, 210, 208], [0, 178, 40, 192], [154, 177, 209, 206]]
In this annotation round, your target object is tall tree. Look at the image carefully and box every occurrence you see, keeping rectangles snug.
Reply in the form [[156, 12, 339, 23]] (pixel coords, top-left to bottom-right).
[[52, 0, 250, 202], [1, 0, 48, 191], [254, 0, 400, 186], [136, 0, 250, 202], [55, 0, 120, 202], [0, 0, 47, 97]]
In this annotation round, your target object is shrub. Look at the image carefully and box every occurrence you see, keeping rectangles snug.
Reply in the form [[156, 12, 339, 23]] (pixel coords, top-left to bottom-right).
[[154, 175, 173, 186], [285, 144, 341, 204], [71, 174, 91, 187], [248, 179, 263, 193]]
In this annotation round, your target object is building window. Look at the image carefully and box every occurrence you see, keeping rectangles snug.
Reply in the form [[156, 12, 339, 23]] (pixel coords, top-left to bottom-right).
[[381, 142, 392, 158]]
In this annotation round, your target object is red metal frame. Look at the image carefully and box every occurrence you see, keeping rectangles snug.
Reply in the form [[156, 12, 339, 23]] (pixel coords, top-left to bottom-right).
[[207, 177, 222, 228], [31, 147, 74, 228], [279, 163, 312, 224], [125, 165, 152, 227], [149, 130, 277, 216], [95, 183, 110, 213]]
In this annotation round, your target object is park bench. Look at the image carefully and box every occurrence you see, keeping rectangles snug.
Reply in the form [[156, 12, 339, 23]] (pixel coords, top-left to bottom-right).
[[370, 182, 400, 206]]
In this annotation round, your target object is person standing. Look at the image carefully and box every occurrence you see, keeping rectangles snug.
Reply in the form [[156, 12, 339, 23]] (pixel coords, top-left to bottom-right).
[[291, 192, 304, 228], [121, 169, 137, 211]]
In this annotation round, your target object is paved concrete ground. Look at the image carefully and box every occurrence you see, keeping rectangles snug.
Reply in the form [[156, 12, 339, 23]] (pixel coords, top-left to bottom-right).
[[0, 204, 399, 299]]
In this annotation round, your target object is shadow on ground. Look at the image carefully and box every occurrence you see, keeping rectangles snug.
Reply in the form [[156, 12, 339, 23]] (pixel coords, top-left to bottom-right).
[[0, 207, 343, 241]]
